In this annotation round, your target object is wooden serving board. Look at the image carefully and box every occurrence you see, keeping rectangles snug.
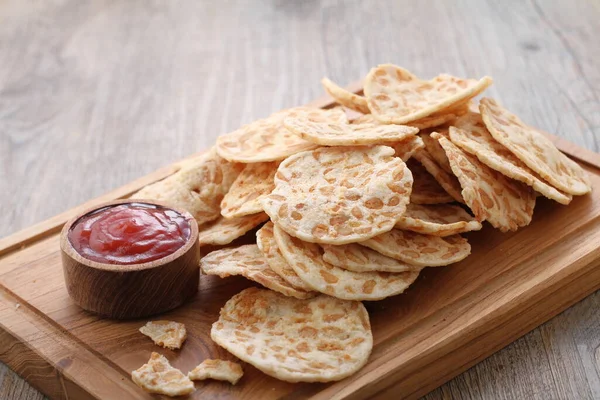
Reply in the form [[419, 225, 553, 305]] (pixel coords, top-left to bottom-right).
[[2, 83, 600, 400]]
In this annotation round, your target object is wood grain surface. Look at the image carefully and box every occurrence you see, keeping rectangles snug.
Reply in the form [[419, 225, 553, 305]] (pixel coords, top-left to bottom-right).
[[0, 0, 598, 399]]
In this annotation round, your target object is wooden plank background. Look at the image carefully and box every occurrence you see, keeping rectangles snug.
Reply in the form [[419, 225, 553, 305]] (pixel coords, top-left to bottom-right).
[[0, 0, 598, 398]]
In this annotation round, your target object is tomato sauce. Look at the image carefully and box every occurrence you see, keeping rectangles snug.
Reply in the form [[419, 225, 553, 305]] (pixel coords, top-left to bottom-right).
[[68, 202, 191, 265]]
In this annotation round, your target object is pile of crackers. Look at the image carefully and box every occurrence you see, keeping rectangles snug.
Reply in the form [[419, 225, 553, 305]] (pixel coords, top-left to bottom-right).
[[130, 64, 591, 394]]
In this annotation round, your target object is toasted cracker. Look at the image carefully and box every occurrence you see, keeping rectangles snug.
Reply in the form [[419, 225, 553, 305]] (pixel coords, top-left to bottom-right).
[[364, 64, 493, 124], [395, 203, 482, 236], [216, 107, 346, 163], [351, 112, 455, 130], [198, 213, 268, 246], [220, 162, 278, 218], [261, 145, 412, 245], [188, 359, 243, 385], [274, 225, 420, 300], [284, 115, 418, 146], [139, 321, 187, 350], [321, 243, 421, 273], [479, 98, 590, 195], [131, 352, 195, 396], [133, 148, 243, 225], [421, 131, 453, 174], [322, 77, 370, 114], [408, 159, 454, 204], [433, 132, 536, 231], [390, 136, 425, 161], [362, 229, 471, 267], [450, 113, 572, 204], [413, 148, 464, 203], [256, 222, 315, 292], [200, 245, 314, 299], [211, 287, 372, 382]]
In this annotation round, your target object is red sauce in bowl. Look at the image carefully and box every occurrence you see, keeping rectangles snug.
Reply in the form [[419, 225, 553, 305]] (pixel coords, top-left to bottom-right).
[[68, 202, 192, 265]]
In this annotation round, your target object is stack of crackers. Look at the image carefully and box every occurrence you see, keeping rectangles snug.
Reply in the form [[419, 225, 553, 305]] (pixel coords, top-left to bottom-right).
[[130, 64, 591, 392]]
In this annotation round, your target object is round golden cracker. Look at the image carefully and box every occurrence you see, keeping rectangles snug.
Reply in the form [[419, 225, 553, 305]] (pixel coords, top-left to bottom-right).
[[407, 159, 454, 204], [390, 135, 425, 161], [433, 133, 536, 232], [210, 287, 373, 382], [321, 243, 421, 273], [198, 213, 268, 246], [139, 321, 187, 350], [363, 64, 493, 124], [321, 77, 370, 114], [274, 225, 420, 300], [413, 148, 464, 203], [450, 113, 572, 204], [200, 245, 314, 299], [362, 229, 471, 267], [131, 352, 195, 396], [395, 203, 482, 236], [421, 131, 453, 174], [283, 115, 419, 146], [215, 107, 347, 163], [479, 98, 591, 195], [261, 145, 413, 245], [133, 148, 243, 225], [220, 162, 278, 218], [256, 222, 314, 292]]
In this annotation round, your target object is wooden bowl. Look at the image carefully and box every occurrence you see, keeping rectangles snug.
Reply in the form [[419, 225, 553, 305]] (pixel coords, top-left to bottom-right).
[[60, 199, 200, 319]]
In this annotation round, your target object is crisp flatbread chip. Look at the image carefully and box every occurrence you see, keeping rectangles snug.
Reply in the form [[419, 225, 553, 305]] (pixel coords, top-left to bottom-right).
[[390, 136, 425, 161], [274, 225, 419, 300], [364, 64, 493, 124], [139, 321, 187, 350], [198, 213, 268, 246], [284, 115, 418, 146], [433, 133, 536, 231], [351, 112, 455, 130], [131, 352, 195, 396], [261, 145, 413, 244], [216, 107, 346, 163], [188, 359, 243, 385], [321, 243, 421, 273], [479, 98, 591, 195], [321, 77, 370, 114], [256, 222, 314, 292], [395, 203, 482, 236], [413, 148, 464, 203], [200, 244, 314, 299], [220, 162, 278, 218], [450, 113, 572, 204], [408, 159, 454, 204], [421, 131, 453, 174], [211, 287, 372, 382], [133, 148, 243, 225], [362, 229, 471, 267]]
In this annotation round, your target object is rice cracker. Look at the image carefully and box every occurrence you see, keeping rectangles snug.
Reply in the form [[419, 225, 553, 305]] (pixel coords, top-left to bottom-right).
[[198, 213, 269, 246], [433, 132, 536, 231], [216, 107, 347, 163], [131, 352, 195, 396], [256, 222, 314, 292], [450, 112, 572, 204], [364, 64, 492, 124], [395, 203, 482, 236], [407, 159, 454, 204], [220, 162, 278, 218], [139, 321, 187, 350], [200, 244, 314, 299], [421, 131, 453, 174], [322, 243, 421, 273], [390, 135, 425, 161], [321, 77, 370, 114], [211, 287, 372, 382], [274, 225, 420, 300], [413, 148, 464, 203], [479, 98, 590, 195], [261, 145, 413, 244], [362, 229, 471, 267], [188, 359, 243, 385]]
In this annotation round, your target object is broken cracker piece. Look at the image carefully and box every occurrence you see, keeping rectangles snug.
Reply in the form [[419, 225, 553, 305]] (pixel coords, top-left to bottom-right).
[[188, 359, 244, 385]]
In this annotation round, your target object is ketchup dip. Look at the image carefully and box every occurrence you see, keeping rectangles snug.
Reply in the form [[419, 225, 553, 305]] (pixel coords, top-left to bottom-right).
[[68, 202, 192, 265]]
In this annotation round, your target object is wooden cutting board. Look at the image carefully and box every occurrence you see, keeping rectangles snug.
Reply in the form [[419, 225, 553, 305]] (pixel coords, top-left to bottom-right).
[[1, 83, 600, 400]]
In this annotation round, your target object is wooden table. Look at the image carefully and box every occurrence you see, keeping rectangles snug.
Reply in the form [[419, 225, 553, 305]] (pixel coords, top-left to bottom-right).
[[1, 0, 598, 398]]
